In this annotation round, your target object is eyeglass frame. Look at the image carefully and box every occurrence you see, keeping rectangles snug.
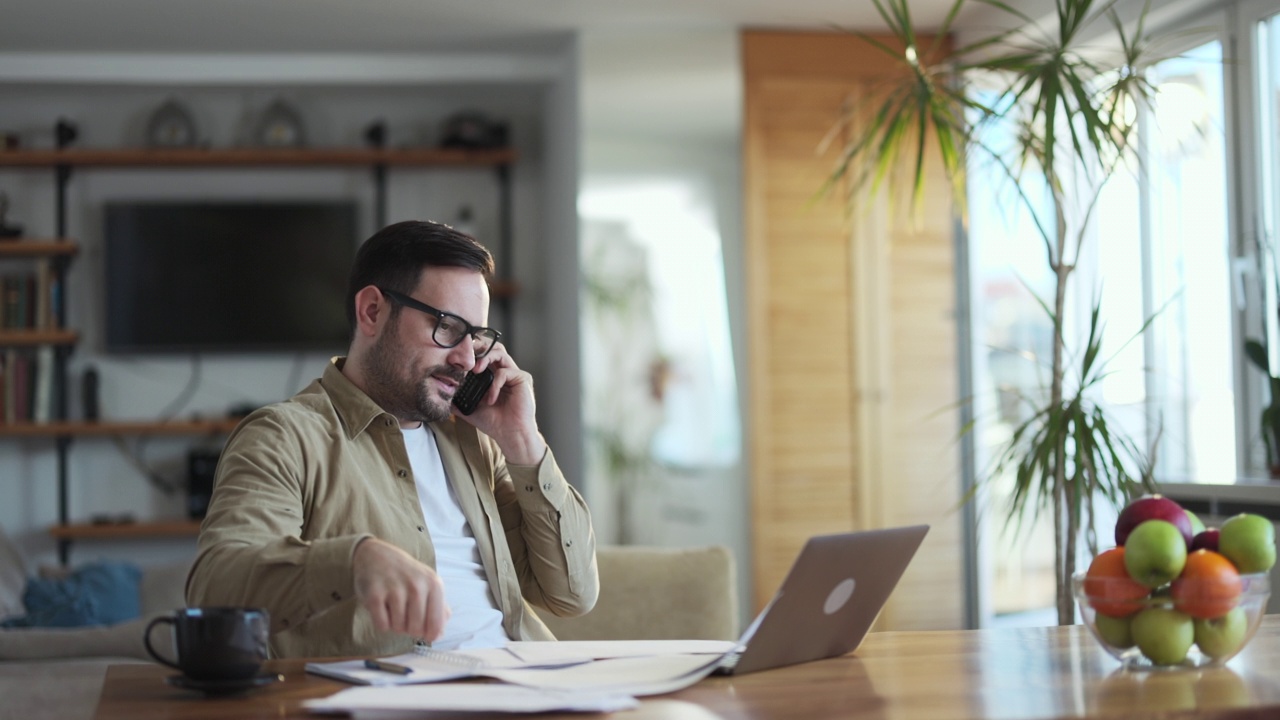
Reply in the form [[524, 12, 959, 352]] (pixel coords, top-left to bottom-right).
[[377, 286, 501, 358]]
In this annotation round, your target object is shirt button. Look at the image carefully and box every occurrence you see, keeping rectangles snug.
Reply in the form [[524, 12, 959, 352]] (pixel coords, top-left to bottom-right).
[[525, 485, 534, 492], [398, 469, 408, 478], [385, 418, 393, 426], [417, 526, 425, 532], [331, 591, 342, 601], [565, 540, 573, 547], [543, 483, 551, 491]]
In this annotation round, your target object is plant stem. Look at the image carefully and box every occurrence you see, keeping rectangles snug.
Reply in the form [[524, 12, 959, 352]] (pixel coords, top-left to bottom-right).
[[1051, 185, 1075, 625]]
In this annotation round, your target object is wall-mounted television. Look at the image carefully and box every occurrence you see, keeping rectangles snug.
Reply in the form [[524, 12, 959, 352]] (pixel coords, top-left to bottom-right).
[[104, 201, 358, 353]]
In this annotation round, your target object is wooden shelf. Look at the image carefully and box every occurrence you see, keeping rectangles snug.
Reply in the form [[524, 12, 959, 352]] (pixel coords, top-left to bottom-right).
[[0, 417, 242, 438], [0, 328, 77, 346], [49, 519, 201, 540], [0, 147, 516, 168], [0, 240, 78, 258]]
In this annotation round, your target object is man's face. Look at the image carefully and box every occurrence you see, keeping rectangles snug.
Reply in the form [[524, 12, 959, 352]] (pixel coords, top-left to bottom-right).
[[364, 266, 490, 424]]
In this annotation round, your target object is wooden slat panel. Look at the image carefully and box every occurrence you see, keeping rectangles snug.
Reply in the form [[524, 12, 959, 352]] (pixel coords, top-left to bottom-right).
[[747, 71, 858, 609], [744, 29, 964, 631]]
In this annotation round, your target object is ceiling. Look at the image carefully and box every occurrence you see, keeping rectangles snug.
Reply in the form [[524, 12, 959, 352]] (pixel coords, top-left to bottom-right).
[[0, 0, 978, 53]]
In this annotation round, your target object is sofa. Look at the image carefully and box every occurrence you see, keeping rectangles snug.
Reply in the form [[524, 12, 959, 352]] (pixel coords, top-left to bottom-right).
[[0, 537, 737, 720], [0, 528, 188, 720]]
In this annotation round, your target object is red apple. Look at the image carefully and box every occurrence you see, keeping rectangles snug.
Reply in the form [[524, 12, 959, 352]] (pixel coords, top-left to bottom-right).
[[1191, 528, 1220, 553], [1116, 495, 1193, 548]]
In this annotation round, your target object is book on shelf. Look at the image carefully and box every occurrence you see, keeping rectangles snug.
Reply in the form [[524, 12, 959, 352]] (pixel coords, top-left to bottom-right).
[[0, 268, 59, 330], [0, 346, 56, 425], [12, 349, 28, 421], [33, 260, 52, 330], [2, 348, 14, 424], [3, 275, 22, 329], [32, 345, 53, 423]]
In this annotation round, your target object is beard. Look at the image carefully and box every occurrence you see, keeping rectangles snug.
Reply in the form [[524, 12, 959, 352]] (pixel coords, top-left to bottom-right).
[[363, 319, 467, 424]]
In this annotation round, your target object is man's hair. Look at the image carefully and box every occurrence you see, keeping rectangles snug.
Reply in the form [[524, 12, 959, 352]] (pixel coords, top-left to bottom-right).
[[346, 220, 495, 330]]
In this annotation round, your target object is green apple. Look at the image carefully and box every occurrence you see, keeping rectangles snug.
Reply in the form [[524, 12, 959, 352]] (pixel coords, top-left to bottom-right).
[[1094, 612, 1134, 649], [1132, 607, 1194, 665], [1218, 514, 1276, 574], [1195, 607, 1249, 659], [1124, 520, 1188, 588], [1186, 509, 1206, 536]]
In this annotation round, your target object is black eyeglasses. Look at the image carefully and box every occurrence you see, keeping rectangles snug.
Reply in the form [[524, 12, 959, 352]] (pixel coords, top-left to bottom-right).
[[378, 287, 501, 358]]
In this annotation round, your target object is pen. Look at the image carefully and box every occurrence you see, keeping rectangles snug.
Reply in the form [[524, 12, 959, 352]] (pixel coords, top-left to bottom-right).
[[364, 659, 413, 675]]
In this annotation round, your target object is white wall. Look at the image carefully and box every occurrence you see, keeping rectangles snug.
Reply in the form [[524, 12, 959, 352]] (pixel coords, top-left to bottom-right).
[[0, 48, 581, 570]]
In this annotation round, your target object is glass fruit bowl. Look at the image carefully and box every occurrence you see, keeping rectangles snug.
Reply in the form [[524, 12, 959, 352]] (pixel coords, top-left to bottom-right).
[[1072, 571, 1270, 670]]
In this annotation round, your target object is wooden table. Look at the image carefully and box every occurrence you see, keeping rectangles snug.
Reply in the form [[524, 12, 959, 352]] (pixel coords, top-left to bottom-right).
[[94, 616, 1280, 719]]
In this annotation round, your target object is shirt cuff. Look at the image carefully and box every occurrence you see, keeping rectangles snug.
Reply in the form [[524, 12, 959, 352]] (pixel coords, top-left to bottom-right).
[[302, 533, 372, 615], [506, 447, 568, 511]]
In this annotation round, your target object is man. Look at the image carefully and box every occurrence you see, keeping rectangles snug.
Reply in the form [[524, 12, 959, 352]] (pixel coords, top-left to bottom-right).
[[187, 220, 599, 658]]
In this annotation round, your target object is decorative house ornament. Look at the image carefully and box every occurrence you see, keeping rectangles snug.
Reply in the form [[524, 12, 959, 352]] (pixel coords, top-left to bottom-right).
[[145, 99, 198, 148], [254, 98, 307, 148]]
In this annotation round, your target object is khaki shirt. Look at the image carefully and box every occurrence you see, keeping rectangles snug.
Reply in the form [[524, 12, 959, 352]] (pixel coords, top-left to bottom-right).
[[186, 359, 599, 658]]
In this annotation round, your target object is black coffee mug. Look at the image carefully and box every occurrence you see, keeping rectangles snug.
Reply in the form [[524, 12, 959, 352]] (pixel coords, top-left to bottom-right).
[[144, 607, 270, 681]]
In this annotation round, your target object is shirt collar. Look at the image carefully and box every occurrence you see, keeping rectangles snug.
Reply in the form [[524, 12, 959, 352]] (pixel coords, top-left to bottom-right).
[[321, 357, 394, 439], [321, 357, 455, 440]]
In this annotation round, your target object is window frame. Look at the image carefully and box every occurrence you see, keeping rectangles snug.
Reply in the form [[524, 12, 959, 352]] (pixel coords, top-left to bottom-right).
[[1235, 0, 1280, 478]]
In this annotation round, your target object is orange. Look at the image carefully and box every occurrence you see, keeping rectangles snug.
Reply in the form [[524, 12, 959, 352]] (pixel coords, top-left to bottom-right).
[[1084, 547, 1150, 618], [1171, 549, 1242, 619]]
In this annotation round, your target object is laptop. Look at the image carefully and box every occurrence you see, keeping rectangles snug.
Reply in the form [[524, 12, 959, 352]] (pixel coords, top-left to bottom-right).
[[716, 524, 929, 675]]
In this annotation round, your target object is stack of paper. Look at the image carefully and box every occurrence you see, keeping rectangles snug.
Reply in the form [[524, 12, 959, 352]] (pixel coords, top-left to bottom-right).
[[488, 653, 724, 697], [305, 640, 737, 715], [305, 684, 639, 715]]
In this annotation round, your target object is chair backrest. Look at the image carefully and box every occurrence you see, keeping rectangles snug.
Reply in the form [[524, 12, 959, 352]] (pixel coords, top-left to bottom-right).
[[534, 544, 739, 642]]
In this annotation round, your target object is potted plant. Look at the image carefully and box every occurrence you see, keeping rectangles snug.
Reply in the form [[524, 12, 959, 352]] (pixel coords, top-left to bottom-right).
[[1245, 237, 1280, 478], [828, 0, 1167, 624], [1243, 339, 1280, 477]]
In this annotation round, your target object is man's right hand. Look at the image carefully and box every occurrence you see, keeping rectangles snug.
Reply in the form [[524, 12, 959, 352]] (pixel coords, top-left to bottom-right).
[[352, 537, 450, 642]]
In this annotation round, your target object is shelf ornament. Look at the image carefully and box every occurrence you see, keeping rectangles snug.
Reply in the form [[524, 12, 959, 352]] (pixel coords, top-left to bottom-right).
[[254, 98, 307, 148], [145, 99, 198, 148]]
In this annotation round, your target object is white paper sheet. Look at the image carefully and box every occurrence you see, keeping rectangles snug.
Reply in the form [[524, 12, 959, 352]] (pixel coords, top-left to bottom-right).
[[505, 639, 736, 664], [304, 683, 639, 715], [487, 653, 726, 696]]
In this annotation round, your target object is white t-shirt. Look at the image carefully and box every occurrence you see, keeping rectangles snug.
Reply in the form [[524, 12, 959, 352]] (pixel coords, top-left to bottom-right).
[[401, 424, 507, 649]]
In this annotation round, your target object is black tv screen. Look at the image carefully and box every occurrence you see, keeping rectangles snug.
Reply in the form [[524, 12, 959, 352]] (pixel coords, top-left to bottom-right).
[[104, 201, 357, 353]]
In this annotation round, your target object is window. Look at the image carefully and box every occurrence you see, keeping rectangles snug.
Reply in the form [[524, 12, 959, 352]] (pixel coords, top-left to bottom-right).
[[969, 6, 1265, 623]]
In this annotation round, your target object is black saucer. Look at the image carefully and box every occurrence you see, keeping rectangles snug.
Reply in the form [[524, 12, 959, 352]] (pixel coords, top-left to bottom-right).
[[166, 672, 283, 696]]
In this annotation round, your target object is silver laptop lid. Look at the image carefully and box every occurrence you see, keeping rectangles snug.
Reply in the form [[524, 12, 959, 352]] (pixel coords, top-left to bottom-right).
[[731, 524, 929, 675]]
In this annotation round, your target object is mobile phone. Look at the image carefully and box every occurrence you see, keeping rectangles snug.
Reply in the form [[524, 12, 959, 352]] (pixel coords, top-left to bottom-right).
[[451, 369, 494, 415]]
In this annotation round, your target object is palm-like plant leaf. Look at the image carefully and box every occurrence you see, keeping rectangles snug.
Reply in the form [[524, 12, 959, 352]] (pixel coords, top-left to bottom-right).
[[828, 0, 1169, 625]]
